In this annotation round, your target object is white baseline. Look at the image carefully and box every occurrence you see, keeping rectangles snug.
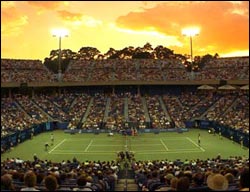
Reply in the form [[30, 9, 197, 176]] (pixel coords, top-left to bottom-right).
[[160, 139, 169, 151], [84, 140, 93, 152], [186, 137, 205, 152], [49, 139, 66, 154]]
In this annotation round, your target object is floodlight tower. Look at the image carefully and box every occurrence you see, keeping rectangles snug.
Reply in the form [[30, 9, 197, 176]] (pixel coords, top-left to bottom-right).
[[182, 28, 199, 80], [51, 29, 69, 82]]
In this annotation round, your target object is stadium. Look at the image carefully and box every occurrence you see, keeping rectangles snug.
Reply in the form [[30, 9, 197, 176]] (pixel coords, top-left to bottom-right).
[[1, 2, 249, 191], [1, 54, 249, 191]]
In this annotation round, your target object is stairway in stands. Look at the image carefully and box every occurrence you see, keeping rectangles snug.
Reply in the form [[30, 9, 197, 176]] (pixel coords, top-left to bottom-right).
[[115, 169, 137, 191], [80, 97, 94, 123], [141, 97, 151, 122], [158, 96, 171, 121], [124, 97, 129, 122], [103, 97, 111, 123]]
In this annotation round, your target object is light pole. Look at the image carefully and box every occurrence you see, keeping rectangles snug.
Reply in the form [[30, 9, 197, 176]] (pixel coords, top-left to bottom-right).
[[182, 28, 199, 80], [51, 29, 69, 82]]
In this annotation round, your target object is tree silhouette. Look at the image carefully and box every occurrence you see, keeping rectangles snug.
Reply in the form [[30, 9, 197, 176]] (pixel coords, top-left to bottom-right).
[[42, 43, 219, 73], [153, 45, 174, 59], [78, 47, 101, 60]]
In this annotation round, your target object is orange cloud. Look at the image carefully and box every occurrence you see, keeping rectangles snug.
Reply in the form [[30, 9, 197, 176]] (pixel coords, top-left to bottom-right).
[[1, 3, 28, 37], [1, 1, 15, 9], [57, 10, 83, 22], [27, 1, 62, 10], [57, 10, 103, 28], [116, 1, 249, 55]]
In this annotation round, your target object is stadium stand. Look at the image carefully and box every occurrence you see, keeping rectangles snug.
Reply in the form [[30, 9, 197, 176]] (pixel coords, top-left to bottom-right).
[[1, 56, 249, 191], [1, 59, 55, 83]]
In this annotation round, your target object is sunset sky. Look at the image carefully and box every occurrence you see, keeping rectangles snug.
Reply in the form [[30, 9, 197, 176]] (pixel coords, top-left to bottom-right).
[[1, 1, 249, 61]]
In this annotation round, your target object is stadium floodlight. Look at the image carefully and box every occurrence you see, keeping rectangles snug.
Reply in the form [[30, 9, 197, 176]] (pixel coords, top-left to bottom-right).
[[51, 28, 69, 82], [182, 27, 200, 80]]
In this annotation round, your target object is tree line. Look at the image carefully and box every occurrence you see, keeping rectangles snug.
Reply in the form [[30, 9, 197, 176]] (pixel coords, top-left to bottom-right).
[[44, 42, 217, 73]]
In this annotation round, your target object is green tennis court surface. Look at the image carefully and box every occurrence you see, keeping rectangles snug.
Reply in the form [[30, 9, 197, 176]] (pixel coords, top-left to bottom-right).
[[2, 129, 248, 162]]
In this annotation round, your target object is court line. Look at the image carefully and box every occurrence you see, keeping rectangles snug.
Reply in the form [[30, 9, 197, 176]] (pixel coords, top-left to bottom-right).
[[84, 140, 93, 152], [186, 137, 205, 152], [133, 138, 187, 140], [52, 148, 201, 153], [48, 139, 66, 154], [125, 138, 128, 147], [65, 137, 187, 141], [91, 144, 162, 146], [66, 139, 119, 141], [53, 150, 167, 153], [51, 152, 117, 155], [53, 151, 120, 153], [160, 139, 169, 151], [49, 150, 203, 155], [137, 150, 203, 154]]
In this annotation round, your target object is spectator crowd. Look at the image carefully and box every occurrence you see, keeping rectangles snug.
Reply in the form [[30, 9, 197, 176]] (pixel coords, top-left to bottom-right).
[[2, 57, 248, 83], [1, 57, 249, 191], [1, 89, 249, 137]]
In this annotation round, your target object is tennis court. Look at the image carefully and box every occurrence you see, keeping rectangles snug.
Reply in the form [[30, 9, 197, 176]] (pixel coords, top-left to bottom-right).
[[2, 129, 248, 162]]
